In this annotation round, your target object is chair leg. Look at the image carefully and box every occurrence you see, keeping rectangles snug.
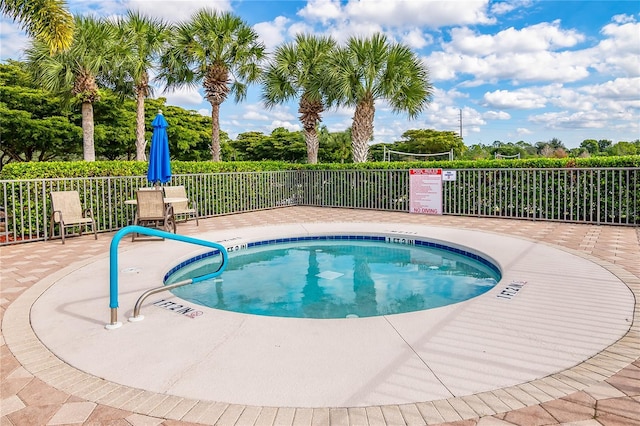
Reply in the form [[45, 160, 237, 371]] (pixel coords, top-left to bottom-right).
[[132, 217, 138, 242], [60, 222, 65, 244], [49, 215, 55, 242]]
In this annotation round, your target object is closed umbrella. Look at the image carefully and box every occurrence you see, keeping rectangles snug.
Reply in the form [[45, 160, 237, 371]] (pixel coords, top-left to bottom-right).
[[147, 110, 171, 186]]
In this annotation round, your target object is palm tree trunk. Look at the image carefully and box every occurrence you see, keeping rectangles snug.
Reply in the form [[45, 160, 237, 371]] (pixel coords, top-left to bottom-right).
[[211, 102, 221, 161], [352, 97, 375, 163], [81, 101, 95, 161], [304, 128, 319, 164], [135, 90, 146, 161]]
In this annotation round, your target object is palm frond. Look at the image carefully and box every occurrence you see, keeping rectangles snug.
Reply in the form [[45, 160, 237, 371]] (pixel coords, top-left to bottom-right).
[[2, 0, 74, 54]]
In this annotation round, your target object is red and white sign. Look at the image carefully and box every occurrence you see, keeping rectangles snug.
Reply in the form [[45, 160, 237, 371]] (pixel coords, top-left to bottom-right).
[[409, 169, 443, 215]]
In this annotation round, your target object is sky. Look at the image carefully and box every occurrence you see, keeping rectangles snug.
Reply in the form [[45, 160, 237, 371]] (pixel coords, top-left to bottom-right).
[[1, 0, 639, 149]]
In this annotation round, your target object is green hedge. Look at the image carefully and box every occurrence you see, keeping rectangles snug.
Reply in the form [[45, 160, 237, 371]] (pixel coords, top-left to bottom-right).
[[2, 156, 639, 180], [0, 160, 300, 179]]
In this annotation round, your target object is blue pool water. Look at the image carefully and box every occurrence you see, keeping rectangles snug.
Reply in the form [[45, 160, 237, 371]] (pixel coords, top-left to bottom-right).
[[165, 236, 501, 319]]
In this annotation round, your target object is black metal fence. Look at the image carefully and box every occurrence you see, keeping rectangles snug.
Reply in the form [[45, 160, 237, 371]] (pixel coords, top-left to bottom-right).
[[1, 168, 638, 245]]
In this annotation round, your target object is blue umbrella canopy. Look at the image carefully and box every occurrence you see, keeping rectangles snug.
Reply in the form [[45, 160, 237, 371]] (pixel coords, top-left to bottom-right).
[[147, 111, 171, 185]]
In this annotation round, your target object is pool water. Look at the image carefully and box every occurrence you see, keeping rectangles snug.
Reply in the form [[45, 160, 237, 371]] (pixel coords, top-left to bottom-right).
[[166, 239, 500, 319]]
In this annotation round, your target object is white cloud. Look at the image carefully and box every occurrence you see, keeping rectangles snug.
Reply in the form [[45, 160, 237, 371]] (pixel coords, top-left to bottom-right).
[[431, 87, 468, 107], [300, 0, 494, 28], [287, 22, 315, 38], [483, 89, 547, 109], [268, 120, 300, 132], [427, 20, 593, 85], [254, 16, 289, 50], [448, 21, 584, 56], [516, 127, 533, 135], [298, 0, 493, 45], [124, 0, 232, 23], [197, 108, 210, 117], [269, 107, 297, 122], [483, 111, 511, 120], [297, 0, 343, 24], [528, 110, 609, 129], [423, 104, 474, 131], [343, 0, 494, 28], [244, 110, 269, 121], [245, 104, 296, 122], [325, 117, 352, 133], [595, 20, 640, 76], [611, 14, 636, 24], [581, 77, 640, 101], [161, 87, 204, 106], [400, 28, 432, 50], [461, 107, 487, 127], [326, 21, 384, 44], [326, 105, 355, 118], [489, 0, 533, 15], [0, 18, 29, 61]]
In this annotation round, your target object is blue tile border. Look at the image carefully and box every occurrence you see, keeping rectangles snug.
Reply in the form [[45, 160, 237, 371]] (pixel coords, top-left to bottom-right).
[[164, 235, 501, 283]]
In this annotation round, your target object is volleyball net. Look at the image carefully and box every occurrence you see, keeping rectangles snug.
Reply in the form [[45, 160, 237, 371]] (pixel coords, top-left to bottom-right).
[[383, 147, 454, 162]]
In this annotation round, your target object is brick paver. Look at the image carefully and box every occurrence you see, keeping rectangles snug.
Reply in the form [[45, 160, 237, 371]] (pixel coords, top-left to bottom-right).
[[1, 207, 639, 425]]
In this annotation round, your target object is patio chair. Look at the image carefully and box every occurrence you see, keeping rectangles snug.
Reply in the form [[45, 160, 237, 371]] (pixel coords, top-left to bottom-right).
[[132, 188, 176, 241], [163, 185, 199, 226], [49, 191, 97, 244]]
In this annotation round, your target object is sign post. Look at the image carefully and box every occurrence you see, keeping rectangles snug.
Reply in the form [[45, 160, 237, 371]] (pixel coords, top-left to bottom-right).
[[409, 169, 443, 215]]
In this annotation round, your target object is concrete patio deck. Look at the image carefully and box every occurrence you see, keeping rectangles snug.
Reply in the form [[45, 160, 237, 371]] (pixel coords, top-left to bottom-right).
[[2, 207, 639, 425]]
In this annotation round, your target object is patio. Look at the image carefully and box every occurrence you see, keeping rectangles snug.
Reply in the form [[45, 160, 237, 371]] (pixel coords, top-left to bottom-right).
[[2, 207, 639, 425]]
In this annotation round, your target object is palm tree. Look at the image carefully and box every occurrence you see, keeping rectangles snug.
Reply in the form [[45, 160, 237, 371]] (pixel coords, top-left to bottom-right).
[[159, 9, 265, 161], [25, 15, 116, 161], [262, 34, 336, 164], [111, 11, 169, 161], [1, 0, 74, 54], [327, 33, 433, 163]]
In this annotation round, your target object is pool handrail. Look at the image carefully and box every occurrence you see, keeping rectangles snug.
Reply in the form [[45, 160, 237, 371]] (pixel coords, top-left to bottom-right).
[[107, 225, 228, 329]]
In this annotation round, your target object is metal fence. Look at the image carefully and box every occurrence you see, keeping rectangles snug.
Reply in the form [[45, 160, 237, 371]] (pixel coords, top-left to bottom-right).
[[1, 167, 638, 245]]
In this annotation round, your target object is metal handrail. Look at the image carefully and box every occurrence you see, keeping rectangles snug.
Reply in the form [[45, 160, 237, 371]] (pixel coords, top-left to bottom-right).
[[106, 225, 228, 330]]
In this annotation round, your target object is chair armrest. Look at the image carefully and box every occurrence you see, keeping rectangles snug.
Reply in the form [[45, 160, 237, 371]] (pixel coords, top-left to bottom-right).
[[83, 208, 94, 219]]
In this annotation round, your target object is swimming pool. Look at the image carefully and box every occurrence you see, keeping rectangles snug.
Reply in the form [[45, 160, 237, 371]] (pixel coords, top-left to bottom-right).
[[165, 235, 501, 318]]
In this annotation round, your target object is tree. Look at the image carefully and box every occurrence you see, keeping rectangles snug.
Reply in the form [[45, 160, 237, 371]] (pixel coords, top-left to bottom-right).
[[326, 33, 433, 162], [0, 61, 81, 167], [580, 139, 599, 154], [262, 34, 336, 164], [159, 9, 265, 161], [318, 126, 352, 163], [110, 11, 169, 161], [462, 144, 491, 160], [395, 129, 466, 158], [607, 141, 638, 156], [598, 139, 613, 152], [1, 0, 74, 54], [146, 98, 226, 161], [92, 90, 137, 160], [0, 104, 81, 166], [230, 131, 268, 161], [547, 137, 565, 149], [25, 15, 117, 161], [269, 127, 306, 162]]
